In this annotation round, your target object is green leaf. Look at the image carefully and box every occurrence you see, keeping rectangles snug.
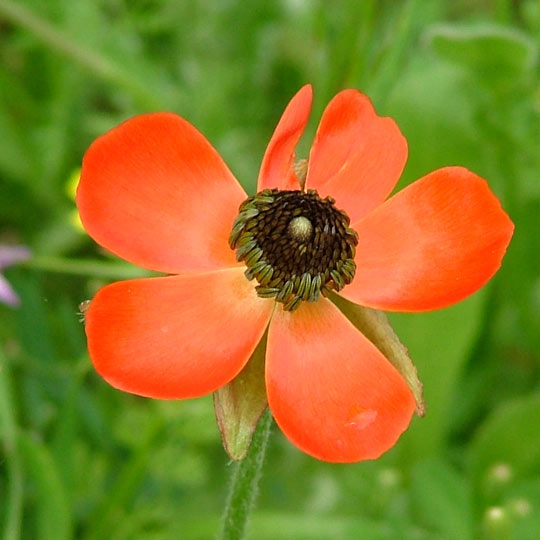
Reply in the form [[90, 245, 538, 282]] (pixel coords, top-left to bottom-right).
[[469, 393, 540, 504], [410, 458, 474, 540], [17, 432, 72, 540], [183, 511, 407, 540], [331, 294, 425, 416], [390, 291, 488, 463], [0, 350, 23, 540], [214, 335, 268, 461], [0, 92, 34, 182], [506, 479, 540, 540], [425, 23, 538, 88], [386, 57, 486, 186], [83, 417, 164, 540], [248, 512, 404, 540]]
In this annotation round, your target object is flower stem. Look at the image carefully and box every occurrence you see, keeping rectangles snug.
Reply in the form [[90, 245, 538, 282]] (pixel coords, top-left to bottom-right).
[[218, 410, 273, 540], [0, 350, 24, 540], [367, 0, 423, 107], [22, 255, 153, 280]]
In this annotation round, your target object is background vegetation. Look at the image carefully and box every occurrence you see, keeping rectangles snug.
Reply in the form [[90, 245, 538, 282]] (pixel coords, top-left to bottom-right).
[[1, 0, 539, 538]]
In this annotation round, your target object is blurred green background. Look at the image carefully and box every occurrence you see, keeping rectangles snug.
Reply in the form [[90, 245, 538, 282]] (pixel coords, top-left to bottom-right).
[[1, 0, 539, 538]]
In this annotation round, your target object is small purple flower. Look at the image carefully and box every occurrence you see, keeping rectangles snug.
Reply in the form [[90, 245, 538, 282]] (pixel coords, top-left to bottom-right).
[[0, 246, 31, 307]]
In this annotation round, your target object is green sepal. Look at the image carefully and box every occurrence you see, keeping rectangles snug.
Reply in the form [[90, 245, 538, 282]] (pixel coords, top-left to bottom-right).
[[331, 293, 426, 417], [213, 334, 268, 461]]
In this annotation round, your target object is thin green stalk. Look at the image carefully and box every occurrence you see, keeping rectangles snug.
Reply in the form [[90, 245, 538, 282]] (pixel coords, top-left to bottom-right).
[[0, 0, 161, 108], [218, 410, 273, 540], [367, 0, 423, 107], [318, 0, 376, 99], [0, 350, 23, 540], [22, 255, 153, 280], [83, 418, 165, 540]]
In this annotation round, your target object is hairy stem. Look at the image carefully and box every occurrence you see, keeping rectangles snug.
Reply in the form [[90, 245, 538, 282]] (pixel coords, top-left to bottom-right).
[[218, 410, 273, 540]]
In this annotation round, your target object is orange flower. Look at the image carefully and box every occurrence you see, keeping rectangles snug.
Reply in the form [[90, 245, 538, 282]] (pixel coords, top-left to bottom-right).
[[77, 85, 513, 462]]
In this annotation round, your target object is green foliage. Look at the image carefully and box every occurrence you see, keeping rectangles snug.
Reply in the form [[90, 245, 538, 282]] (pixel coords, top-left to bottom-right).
[[426, 22, 538, 91], [410, 458, 473, 540], [1, 0, 539, 538], [469, 394, 540, 503]]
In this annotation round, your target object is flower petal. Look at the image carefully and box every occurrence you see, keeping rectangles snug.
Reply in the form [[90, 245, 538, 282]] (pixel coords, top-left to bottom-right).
[[77, 113, 246, 274], [266, 298, 415, 462], [257, 85, 313, 191], [0, 274, 20, 306], [0, 246, 31, 269], [341, 167, 514, 311], [85, 268, 273, 399], [305, 89, 407, 223]]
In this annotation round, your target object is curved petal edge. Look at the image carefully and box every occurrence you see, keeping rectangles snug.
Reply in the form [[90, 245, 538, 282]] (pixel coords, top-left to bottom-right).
[[306, 89, 408, 223], [343, 167, 514, 312], [77, 112, 245, 274], [266, 299, 415, 463], [257, 85, 313, 192], [85, 268, 273, 399]]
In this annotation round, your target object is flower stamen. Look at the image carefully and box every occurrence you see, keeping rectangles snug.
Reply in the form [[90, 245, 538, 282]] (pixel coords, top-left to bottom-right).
[[230, 188, 358, 311]]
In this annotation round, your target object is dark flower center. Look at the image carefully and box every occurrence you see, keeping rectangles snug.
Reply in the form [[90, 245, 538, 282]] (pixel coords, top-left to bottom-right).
[[230, 189, 358, 311]]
